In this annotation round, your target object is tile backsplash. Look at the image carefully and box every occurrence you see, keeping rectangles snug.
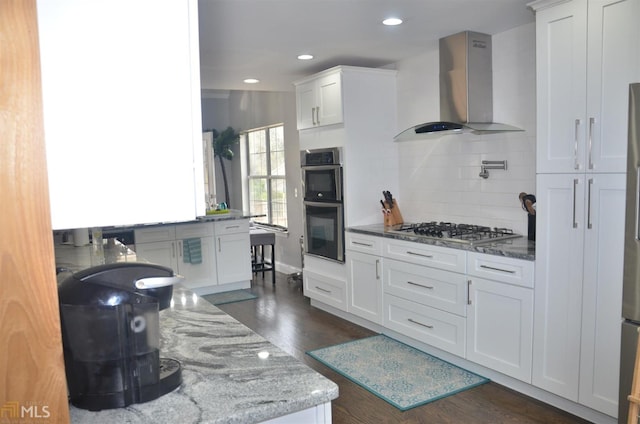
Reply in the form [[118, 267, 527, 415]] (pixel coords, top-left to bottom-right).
[[394, 23, 536, 235]]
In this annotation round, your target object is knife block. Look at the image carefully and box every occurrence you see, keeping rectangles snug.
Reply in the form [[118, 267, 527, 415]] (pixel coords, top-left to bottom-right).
[[383, 200, 404, 227]]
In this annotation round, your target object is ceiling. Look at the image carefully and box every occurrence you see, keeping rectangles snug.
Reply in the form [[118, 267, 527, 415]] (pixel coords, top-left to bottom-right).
[[198, 0, 535, 93]]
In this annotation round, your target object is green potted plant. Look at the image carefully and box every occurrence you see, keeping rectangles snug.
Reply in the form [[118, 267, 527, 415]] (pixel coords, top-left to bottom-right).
[[211, 126, 239, 208]]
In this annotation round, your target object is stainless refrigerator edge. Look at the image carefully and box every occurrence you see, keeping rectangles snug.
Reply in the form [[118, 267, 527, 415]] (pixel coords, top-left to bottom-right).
[[620, 82, 640, 423]]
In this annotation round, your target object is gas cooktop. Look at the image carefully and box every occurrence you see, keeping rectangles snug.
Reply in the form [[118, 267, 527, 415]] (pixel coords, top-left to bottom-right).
[[388, 221, 522, 245]]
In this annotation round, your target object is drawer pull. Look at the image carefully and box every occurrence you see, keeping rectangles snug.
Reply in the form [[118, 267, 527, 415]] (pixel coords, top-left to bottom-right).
[[225, 225, 240, 230], [479, 264, 515, 274], [352, 241, 374, 247], [406, 251, 433, 259], [408, 318, 433, 329], [316, 286, 332, 294], [407, 281, 434, 290]]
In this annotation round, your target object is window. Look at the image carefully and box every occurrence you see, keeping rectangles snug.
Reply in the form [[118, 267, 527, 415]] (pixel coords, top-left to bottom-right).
[[243, 124, 287, 228]]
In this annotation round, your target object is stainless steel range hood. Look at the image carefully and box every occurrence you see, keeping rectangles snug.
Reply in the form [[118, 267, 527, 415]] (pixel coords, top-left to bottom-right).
[[394, 31, 523, 141]]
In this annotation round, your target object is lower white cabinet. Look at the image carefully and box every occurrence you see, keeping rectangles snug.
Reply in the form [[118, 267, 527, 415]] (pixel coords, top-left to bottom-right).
[[135, 223, 216, 289], [534, 173, 625, 417], [134, 219, 251, 291], [466, 277, 534, 382], [214, 220, 252, 285], [346, 233, 384, 324], [304, 270, 348, 311]]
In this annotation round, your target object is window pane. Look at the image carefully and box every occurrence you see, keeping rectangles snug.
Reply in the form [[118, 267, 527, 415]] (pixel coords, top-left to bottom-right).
[[270, 178, 287, 228], [249, 178, 269, 223], [248, 131, 267, 176], [270, 126, 285, 176]]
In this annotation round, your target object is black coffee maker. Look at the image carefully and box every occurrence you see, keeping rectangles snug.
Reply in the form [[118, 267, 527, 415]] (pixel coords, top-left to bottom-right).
[[58, 262, 183, 411]]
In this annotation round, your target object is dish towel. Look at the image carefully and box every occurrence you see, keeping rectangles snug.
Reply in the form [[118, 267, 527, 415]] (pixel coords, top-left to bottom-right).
[[182, 238, 202, 264]]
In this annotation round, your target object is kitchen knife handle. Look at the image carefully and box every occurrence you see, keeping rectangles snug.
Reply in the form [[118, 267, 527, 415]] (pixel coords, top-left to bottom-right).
[[587, 178, 593, 229], [574, 119, 581, 170], [588, 117, 595, 170], [572, 178, 579, 229]]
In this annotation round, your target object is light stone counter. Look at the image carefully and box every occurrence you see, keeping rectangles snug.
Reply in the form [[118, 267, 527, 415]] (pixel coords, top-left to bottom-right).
[[55, 241, 339, 424]]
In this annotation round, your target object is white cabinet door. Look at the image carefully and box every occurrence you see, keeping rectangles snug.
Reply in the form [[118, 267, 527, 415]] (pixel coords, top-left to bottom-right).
[[296, 80, 317, 130], [467, 277, 534, 383], [177, 236, 217, 289], [295, 69, 343, 130], [578, 173, 625, 416], [586, 0, 640, 173], [533, 173, 586, 401], [534, 0, 587, 174], [316, 72, 343, 127], [304, 270, 348, 311], [347, 251, 382, 324], [135, 240, 178, 272], [216, 232, 251, 285], [38, 0, 203, 229]]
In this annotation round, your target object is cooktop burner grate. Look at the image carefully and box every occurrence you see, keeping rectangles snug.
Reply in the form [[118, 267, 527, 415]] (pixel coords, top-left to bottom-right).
[[389, 221, 521, 245]]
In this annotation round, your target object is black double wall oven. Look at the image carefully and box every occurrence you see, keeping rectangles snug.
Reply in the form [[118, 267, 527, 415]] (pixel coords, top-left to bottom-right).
[[301, 147, 344, 262]]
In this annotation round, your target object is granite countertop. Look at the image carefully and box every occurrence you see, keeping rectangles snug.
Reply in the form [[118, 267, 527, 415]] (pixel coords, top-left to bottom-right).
[[55, 241, 338, 424], [347, 224, 535, 261]]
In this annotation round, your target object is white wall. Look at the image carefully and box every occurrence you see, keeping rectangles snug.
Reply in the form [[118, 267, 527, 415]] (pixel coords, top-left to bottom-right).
[[395, 23, 536, 235]]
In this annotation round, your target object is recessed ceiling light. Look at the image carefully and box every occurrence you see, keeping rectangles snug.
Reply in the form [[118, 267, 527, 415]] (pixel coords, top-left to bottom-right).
[[297, 54, 314, 60], [382, 17, 403, 26], [243, 78, 260, 84]]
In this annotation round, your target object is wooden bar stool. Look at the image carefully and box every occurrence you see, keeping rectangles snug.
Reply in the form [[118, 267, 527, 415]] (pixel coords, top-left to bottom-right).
[[250, 228, 275, 285]]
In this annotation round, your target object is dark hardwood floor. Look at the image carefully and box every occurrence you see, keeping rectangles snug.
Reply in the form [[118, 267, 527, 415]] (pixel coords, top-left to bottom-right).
[[216, 271, 592, 424]]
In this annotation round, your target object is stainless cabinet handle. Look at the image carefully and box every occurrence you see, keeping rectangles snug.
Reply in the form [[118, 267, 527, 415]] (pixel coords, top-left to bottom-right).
[[574, 119, 581, 170], [587, 178, 593, 229], [637, 168, 640, 241], [479, 264, 515, 274], [573, 178, 579, 229], [316, 106, 320, 125], [408, 318, 433, 329], [588, 117, 595, 170], [375, 259, 381, 279], [172, 241, 176, 258], [218, 237, 221, 252], [224, 225, 240, 230], [352, 241, 373, 247], [312, 107, 317, 125], [467, 279, 472, 305], [406, 251, 433, 259], [407, 281, 434, 290], [316, 286, 331, 294], [178, 241, 182, 257]]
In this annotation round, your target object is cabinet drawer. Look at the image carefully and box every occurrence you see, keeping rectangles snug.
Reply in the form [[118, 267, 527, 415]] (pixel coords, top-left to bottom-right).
[[346, 232, 383, 255], [134, 225, 176, 243], [384, 294, 466, 357], [304, 270, 347, 311], [214, 219, 249, 235], [383, 238, 466, 273], [176, 222, 214, 239], [384, 258, 467, 316], [467, 252, 534, 288]]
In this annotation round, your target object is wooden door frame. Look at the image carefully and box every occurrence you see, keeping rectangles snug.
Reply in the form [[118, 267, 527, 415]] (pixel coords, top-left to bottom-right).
[[0, 0, 70, 421]]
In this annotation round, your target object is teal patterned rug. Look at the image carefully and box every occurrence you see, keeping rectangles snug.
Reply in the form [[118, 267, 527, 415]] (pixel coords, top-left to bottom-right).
[[307, 334, 489, 411], [201, 289, 257, 306]]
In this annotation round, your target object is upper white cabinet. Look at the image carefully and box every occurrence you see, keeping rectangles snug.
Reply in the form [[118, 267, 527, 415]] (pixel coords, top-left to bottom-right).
[[295, 70, 343, 130], [37, 0, 204, 229], [532, 0, 640, 173]]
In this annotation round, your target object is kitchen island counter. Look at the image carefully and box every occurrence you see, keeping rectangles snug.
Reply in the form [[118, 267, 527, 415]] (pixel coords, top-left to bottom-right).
[[347, 224, 535, 261], [56, 242, 338, 424]]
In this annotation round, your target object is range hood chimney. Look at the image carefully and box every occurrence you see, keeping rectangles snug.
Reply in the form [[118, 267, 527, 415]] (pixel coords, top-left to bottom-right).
[[394, 31, 522, 141]]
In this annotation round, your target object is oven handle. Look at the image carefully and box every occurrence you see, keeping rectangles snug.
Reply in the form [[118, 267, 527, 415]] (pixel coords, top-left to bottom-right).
[[303, 201, 344, 208]]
